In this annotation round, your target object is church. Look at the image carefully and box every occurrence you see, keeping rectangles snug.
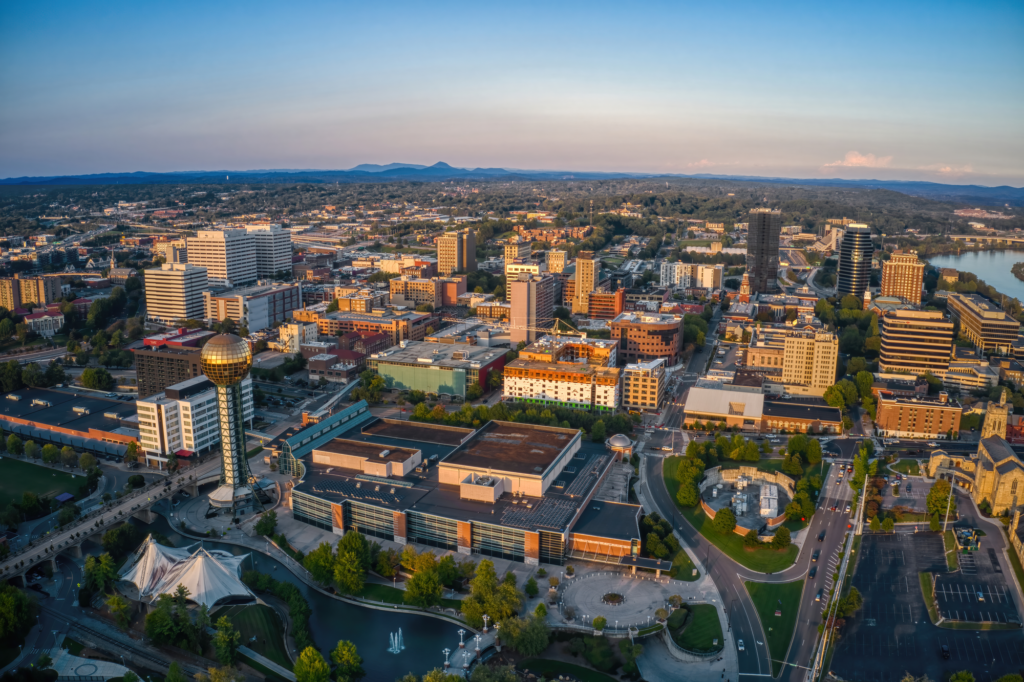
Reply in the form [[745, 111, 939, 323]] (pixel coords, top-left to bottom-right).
[[927, 389, 1024, 515]]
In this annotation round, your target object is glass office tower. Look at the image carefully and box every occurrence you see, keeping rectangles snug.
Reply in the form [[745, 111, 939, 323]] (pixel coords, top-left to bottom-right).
[[836, 224, 873, 299]]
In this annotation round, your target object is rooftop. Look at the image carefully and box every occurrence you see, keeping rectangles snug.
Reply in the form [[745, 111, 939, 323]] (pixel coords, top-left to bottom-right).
[[762, 401, 843, 422], [371, 341, 505, 369], [314, 438, 419, 463], [442, 420, 578, 476], [570, 501, 641, 541], [361, 418, 472, 447]]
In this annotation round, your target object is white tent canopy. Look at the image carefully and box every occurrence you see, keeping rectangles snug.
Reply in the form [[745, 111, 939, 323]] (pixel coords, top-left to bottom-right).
[[119, 535, 256, 607]]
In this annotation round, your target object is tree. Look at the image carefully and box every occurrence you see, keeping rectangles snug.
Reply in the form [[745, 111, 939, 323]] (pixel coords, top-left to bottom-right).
[[303, 542, 336, 585], [524, 576, 539, 597], [949, 673, 975, 682], [466, 383, 483, 401], [254, 510, 277, 537], [334, 550, 365, 595], [855, 371, 875, 398], [84, 553, 118, 593], [106, 593, 131, 630], [0, 584, 37, 641], [0, 318, 13, 340], [124, 441, 138, 464], [712, 508, 736, 534], [590, 420, 606, 443], [294, 647, 331, 682], [882, 517, 895, 532], [81, 367, 115, 390], [330, 640, 364, 682], [78, 450, 97, 470], [772, 526, 792, 549], [43, 444, 60, 467], [404, 566, 443, 608], [61, 446, 78, 468], [213, 615, 241, 666], [926, 479, 957, 517], [805, 439, 823, 465], [929, 512, 941, 532], [194, 668, 245, 682], [24, 441, 39, 461], [165, 662, 188, 682], [5, 434, 22, 456], [592, 616, 607, 631], [870, 516, 880, 532]]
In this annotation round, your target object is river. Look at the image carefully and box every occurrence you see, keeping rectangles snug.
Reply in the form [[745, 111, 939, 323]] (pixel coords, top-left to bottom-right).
[[87, 512, 461, 680], [926, 250, 1024, 301]]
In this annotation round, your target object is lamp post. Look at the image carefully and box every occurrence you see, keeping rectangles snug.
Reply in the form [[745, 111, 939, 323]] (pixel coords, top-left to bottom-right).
[[482, 614, 489, 634], [443, 648, 451, 670], [474, 634, 481, 656], [457, 629, 466, 649], [494, 622, 501, 652]]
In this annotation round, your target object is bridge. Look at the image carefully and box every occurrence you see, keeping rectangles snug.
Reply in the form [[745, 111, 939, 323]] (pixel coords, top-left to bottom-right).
[[0, 458, 222, 585], [950, 234, 1024, 245]]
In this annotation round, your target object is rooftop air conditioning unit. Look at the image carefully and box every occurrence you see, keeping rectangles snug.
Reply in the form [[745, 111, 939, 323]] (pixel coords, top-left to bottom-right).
[[379, 450, 390, 458]]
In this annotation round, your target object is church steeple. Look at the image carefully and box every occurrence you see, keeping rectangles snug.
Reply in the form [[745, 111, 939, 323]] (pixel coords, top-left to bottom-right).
[[982, 388, 1011, 440]]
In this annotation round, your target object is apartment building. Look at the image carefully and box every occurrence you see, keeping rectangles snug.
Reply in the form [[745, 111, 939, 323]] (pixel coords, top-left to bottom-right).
[[185, 229, 257, 287], [245, 224, 293, 278], [389, 276, 441, 309], [503, 336, 621, 412], [568, 251, 598, 315], [609, 312, 684, 365], [0, 275, 63, 310], [510, 273, 556, 345], [277, 322, 319, 353], [879, 309, 954, 374], [475, 301, 511, 320], [880, 250, 925, 305], [948, 293, 1021, 354], [746, 208, 782, 294], [137, 376, 254, 468], [693, 264, 723, 289], [437, 275, 467, 307], [144, 263, 208, 324], [332, 286, 388, 313], [875, 390, 962, 439], [622, 358, 667, 412], [546, 251, 567, 274], [836, 224, 873, 299], [134, 345, 204, 399], [203, 282, 303, 332], [293, 307, 435, 345], [588, 289, 626, 320], [504, 242, 530, 264], [437, 228, 477, 275], [746, 327, 838, 396]]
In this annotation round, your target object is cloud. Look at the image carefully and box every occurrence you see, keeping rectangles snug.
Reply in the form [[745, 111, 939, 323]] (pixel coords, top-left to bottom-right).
[[919, 163, 974, 175], [687, 159, 716, 168], [822, 151, 894, 168]]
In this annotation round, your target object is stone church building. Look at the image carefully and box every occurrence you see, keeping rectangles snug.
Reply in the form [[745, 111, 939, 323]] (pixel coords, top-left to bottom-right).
[[927, 390, 1024, 515]]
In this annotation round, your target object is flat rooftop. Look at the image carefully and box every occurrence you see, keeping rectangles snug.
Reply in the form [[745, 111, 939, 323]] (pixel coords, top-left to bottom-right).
[[314, 438, 419, 463], [361, 418, 472, 447], [371, 341, 505, 369], [570, 501, 641, 541], [442, 421, 577, 476]]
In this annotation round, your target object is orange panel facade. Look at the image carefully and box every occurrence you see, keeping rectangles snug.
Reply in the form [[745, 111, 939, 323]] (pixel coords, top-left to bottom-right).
[[393, 511, 407, 543], [332, 503, 344, 532], [524, 531, 540, 562], [457, 521, 472, 553]]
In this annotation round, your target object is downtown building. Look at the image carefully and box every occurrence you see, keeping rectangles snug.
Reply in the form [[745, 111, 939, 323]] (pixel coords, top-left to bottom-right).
[[878, 309, 954, 375], [745, 327, 838, 396], [746, 208, 782, 294], [203, 282, 303, 332], [367, 341, 506, 398], [186, 229, 257, 287], [836, 224, 873, 299], [609, 312, 684, 365], [144, 263, 208, 324], [503, 335, 621, 412], [622, 358, 667, 412], [874, 390, 962, 440], [293, 306, 437, 346], [245, 224, 294, 278], [572, 251, 600, 315], [880, 250, 925, 305], [0, 274, 63, 310], [509, 272, 556, 345], [948, 293, 1021, 354], [437, 228, 477, 275]]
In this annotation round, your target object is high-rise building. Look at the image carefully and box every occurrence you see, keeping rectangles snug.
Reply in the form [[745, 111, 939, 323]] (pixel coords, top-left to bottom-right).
[[389, 276, 442, 310], [881, 250, 925, 305], [510, 273, 556, 345], [746, 327, 838, 396], [503, 335, 621, 412], [437, 228, 477, 275], [186, 229, 257, 287], [836, 224, 873, 299], [144, 263, 208, 324], [694, 264, 724, 289], [746, 208, 782, 294], [156, 239, 187, 264], [134, 345, 203, 399], [200, 334, 260, 513], [572, 251, 600, 315], [879, 309, 954, 374], [504, 241, 530, 264], [610, 312, 684, 365], [948, 293, 1021, 354], [245, 224, 293, 278], [622, 358, 667, 412], [0, 275, 62, 310], [660, 262, 683, 288], [546, 251, 567, 274], [875, 390, 962, 440], [203, 282, 303, 332]]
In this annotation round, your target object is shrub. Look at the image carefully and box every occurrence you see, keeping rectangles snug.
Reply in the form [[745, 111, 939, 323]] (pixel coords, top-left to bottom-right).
[[655, 608, 668, 621], [592, 616, 606, 631]]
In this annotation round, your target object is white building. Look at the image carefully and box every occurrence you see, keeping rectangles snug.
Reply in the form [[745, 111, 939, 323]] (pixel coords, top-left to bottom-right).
[[275, 322, 319, 353], [144, 263, 208, 324], [245, 224, 293, 278], [694, 264, 723, 289], [186, 229, 257, 287], [660, 262, 685, 288], [202, 282, 303, 332], [136, 375, 254, 469]]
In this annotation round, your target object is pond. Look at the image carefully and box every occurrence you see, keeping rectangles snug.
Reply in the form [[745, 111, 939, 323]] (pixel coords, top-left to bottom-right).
[[101, 512, 461, 680], [927, 250, 1024, 301]]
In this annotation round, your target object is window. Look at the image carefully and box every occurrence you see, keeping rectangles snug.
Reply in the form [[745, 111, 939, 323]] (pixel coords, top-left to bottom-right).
[[1014, 480, 1018, 496]]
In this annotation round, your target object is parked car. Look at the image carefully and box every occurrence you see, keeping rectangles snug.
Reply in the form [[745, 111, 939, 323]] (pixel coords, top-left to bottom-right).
[[941, 644, 950, 660], [846, 504, 852, 513]]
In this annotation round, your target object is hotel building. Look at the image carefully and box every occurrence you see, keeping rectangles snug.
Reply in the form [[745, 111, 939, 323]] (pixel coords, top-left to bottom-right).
[[503, 336, 621, 412]]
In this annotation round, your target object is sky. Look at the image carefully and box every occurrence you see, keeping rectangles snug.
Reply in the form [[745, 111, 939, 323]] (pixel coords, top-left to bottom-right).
[[1, 0, 1022, 185]]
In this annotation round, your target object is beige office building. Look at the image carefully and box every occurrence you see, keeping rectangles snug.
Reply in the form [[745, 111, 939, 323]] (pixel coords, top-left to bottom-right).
[[437, 228, 477, 275], [504, 242, 530, 264], [949, 293, 1021, 353], [510, 273, 556, 345], [156, 240, 188, 264], [572, 251, 600, 315], [245, 224, 293, 278], [186, 229, 257, 287], [622, 358, 667, 412], [881, 250, 925, 305], [144, 263, 208, 324], [389, 276, 442, 309], [0, 275, 62, 310], [879, 309, 954, 374], [747, 327, 838, 396], [546, 251, 567, 274]]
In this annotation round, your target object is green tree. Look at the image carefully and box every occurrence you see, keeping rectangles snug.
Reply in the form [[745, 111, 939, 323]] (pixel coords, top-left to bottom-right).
[[870, 516, 880, 532], [929, 512, 941, 532], [61, 446, 78, 468], [0, 583, 37, 641], [404, 567, 443, 608], [882, 517, 895, 532], [590, 420, 606, 443], [712, 508, 736, 534], [330, 640, 364, 682], [81, 367, 115, 390], [926, 479, 957, 517], [6, 434, 22, 456], [42, 443, 60, 464], [805, 439, 822, 465], [772, 526, 791, 549], [106, 593, 131, 630], [294, 647, 331, 682], [855, 371, 875, 398], [949, 672, 975, 682], [213, 615, 241, 666], [25, 440, 39, 460], [303, 542, 336, 585], [165, 662, 188, 682], [0, 318, 13, 340], [84, 553, 119, 592], [254, 510, 277, 537], [333, 550, 365, 595], [592, 615, 607, 631]]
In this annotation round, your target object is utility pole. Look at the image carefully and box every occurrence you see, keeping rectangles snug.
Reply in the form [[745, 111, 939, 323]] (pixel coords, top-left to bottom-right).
[[942, 476, 955, 534]]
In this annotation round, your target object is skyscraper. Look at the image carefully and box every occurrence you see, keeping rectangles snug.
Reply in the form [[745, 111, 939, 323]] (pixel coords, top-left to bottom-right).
[[187, 229, 257, 287], [836, 224, 873, 299], [510, 273, 555, 345], [245, 224, 294, 278], [144, 263, 208, 324], [881, 250, 925, 305], [746, 208, 782, 294], [201, 334, 259, 514], [437, 228, 477, 275], [572, 251, 599, 315]]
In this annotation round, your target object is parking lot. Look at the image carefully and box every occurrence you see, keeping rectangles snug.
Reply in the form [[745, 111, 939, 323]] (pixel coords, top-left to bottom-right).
[[831, 533, 1023, 681]]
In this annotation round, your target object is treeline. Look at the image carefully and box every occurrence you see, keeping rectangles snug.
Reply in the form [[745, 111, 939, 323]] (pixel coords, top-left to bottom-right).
[[409, 400, 636, 440]]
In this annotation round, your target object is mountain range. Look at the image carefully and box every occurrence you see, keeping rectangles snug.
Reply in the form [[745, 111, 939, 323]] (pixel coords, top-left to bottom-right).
[[2, 162, 1022, 206]]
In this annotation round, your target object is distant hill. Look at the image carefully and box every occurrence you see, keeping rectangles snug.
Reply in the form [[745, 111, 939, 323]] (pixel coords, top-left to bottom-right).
[[3, 164, 1022, 206]]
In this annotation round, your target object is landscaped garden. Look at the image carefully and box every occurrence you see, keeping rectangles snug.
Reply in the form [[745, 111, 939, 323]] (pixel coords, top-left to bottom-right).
[[745, 580, 804, 676], [668, 603, 723, 653], [0, 457, 81, 509], [211, 604, 292, 670]]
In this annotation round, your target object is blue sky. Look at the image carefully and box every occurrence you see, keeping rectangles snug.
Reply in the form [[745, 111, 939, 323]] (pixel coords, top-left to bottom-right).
[[2, 0, 1022, 185]]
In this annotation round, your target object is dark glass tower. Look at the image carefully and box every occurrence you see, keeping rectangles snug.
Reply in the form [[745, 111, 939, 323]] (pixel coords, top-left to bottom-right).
[[836, 224, 873, 299], [746, 209, 782, 294]]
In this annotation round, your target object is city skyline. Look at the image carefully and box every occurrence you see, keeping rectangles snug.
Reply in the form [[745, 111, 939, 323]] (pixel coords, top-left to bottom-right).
[[1, 0, 1022, 185]]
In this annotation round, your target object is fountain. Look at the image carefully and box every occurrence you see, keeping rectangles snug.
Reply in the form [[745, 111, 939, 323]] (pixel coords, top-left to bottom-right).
[[387, 628, 405, 654]]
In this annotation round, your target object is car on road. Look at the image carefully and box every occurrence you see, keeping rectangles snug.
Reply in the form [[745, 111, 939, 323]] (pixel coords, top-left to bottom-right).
[[181, 491, 191, 498], [809, 566, 817, 578], [812, 550, 820, 562], [846, 504, 852, 513], [927, 441, 938, 447], [818, 531, 826, 542], [737, 640, 744, 651], [906, 483, 912, 493], [815, 590, 823, 601]]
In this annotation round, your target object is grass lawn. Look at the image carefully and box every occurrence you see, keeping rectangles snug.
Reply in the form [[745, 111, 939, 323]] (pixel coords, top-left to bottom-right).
[[246, 446, 264, 460], [889, 460, 921, 476], [920, 573, 939, 623], [668, 546, 700, 581], [0, 458, 81, 509], [356, 583, 463, 611], [518, 658, 618, 682], [663, 458, 799, 572], [63, 638, 86, 656], [672, 603, 723, 652], [745, 580, 804, 677], [943, 530, 960, 571], [211, 604, 292, 670]]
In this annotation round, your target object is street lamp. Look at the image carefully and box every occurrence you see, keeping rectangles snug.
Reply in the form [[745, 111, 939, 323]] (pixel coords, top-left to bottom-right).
[[457, 629, 466, 648], [482, 614, 489, 633], [443, 648, 451, 670]]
